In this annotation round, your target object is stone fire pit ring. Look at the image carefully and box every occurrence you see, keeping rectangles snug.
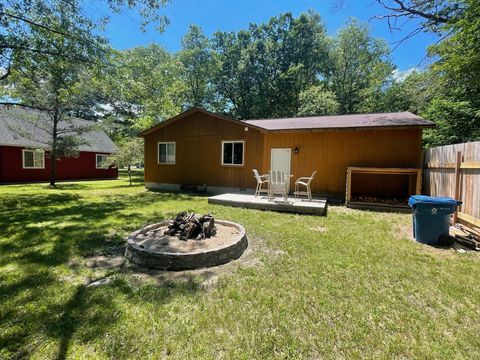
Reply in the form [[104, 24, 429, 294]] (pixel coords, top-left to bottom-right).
[[125, 220, 248, 271]]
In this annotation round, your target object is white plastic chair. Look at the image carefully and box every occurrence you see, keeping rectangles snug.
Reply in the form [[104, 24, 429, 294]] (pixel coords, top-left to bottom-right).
[[252, 169, 269, 197], [294, 171, 317, 201], [268, 170, 288, 201]]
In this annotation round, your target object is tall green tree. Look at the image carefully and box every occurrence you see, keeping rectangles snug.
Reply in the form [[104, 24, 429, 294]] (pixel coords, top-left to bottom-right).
[[213, 11, 330, 119], [178, 25, 216, 109], [431, 0, 479, 103], [0, 0, 170, 81], [423, 98, 480, 146], [326, 19, 394, 114], [369, 0, 479, 146], [5, 1, 107, 186], [297, 85, 339, 116], [373, 70, 439, 114], [90, 44, 186, 140], [425, 0, 480, 146], [1, 0, 175, 186]]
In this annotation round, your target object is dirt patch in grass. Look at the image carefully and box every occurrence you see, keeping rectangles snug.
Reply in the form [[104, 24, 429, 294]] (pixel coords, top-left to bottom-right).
[[392, 220, 414, 241], [390, 222, 480, 259], [387, 214, 465, 258], [85, 255, 127, 269], [81, 232, 281, 290], [419, 241, 480, 259], [328, 205, 358, 214], [310, 226, 327, 233], [124, 234, 269, 289]]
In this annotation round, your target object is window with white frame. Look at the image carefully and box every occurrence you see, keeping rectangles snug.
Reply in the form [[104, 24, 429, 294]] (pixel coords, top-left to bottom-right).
[[96, 154, 109, 169], [22, 149, 45, 169], [222, 141, 244, 166], [158, 142, 175, 164]]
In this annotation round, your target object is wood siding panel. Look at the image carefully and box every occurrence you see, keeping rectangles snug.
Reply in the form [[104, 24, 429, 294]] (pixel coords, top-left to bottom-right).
[[143, 112, 264, 189], [263, 128, 422, 195]]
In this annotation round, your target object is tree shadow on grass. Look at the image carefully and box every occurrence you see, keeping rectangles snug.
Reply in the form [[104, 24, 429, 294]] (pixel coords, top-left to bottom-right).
[[0, 189, 208, 358], [49, 182, 132, 191], [0, 270, 55, 301], [0, 193, 82, 211], [49, 275, 204, 360], [0, 191, 196, 264], [1, 267, 206, 359], [0, 195, 126, 267], [145, 188, 198, 200], [0, 270, 59, 358]]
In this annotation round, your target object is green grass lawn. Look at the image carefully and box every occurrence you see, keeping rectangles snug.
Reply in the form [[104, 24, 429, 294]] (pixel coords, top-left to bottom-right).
[[1, 170, 479, 359]]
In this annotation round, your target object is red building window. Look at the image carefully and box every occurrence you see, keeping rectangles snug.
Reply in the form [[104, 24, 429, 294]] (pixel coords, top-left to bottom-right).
[[22, 149, 45, 169], [96, 154, 109, 169]]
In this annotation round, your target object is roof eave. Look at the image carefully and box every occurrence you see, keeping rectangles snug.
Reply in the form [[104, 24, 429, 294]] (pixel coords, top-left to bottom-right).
[[261, 123, 436, 133]]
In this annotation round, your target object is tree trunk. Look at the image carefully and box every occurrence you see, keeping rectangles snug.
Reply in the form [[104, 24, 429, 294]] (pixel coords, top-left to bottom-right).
[[128, 164, 132, 186], [50, 153, 57, 187], [50, 109, 59, 187]]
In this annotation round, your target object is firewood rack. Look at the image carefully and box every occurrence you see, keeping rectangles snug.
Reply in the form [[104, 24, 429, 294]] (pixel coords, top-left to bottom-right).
[[346, 167, 422, 211]]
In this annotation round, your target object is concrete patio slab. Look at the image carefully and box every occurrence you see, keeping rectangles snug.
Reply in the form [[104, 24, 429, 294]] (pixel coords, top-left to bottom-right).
[[208, 193, 327, 216]]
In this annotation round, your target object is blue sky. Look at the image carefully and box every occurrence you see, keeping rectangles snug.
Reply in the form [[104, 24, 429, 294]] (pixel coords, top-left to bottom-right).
[[94, 0, 439, 73]]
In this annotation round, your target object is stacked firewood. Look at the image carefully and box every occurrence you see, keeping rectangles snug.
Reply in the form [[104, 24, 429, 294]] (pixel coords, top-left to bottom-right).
[[164, 212, 216, 240], [351, 195, 408, 206]]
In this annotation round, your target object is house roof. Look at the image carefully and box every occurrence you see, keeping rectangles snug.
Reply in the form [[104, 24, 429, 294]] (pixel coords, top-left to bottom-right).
[[244, 112, 435, 131], [0, 106, 117, 153], [138, 107, 267, 136], [138, 108, 434, 136]]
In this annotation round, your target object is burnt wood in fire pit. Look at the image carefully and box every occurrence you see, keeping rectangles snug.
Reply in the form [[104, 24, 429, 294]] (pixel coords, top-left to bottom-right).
[[125, 219, 248, 270], [164, 212, 216, 240]]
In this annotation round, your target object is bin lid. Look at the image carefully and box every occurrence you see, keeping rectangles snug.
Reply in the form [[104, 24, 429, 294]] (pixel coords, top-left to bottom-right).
[[408, 195, 461, 207]]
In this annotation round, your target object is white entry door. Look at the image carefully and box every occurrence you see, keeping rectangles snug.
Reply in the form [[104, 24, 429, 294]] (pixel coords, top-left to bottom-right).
[[271, 148, 292, 190]]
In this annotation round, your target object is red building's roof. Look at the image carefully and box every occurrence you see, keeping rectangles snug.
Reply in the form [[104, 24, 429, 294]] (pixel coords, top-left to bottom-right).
[[0, 106, 117, 153]]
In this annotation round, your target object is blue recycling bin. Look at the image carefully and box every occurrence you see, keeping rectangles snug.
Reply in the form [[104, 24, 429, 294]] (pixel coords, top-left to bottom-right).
[[408, 195, 461, 245]]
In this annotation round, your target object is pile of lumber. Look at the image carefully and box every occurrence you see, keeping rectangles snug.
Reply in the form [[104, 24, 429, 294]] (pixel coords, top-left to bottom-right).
[[451, 224, 480, 251], [164, 211, 216, 240]]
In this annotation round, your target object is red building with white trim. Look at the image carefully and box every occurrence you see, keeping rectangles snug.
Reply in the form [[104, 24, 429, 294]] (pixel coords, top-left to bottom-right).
[[0, 106, 118, 183]]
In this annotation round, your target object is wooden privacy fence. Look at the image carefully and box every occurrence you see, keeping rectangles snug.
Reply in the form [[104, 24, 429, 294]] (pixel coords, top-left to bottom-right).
[[423, 141, 480, 227]]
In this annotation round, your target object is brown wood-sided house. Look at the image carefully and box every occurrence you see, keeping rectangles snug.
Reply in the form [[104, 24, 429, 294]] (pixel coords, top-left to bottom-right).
[[139, 107, 434, 200]]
